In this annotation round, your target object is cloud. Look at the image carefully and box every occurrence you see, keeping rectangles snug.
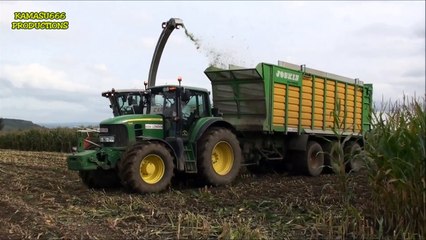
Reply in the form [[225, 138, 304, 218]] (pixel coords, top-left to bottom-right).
[[141, 37, 157, 49], [402, 68, 426, 78], [1, 63, 90, 92], [0, 94, 111, 123]]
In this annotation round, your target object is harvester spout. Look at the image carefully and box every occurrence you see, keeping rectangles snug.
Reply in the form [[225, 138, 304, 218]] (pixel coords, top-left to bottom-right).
[[147, 18, 184, 88]]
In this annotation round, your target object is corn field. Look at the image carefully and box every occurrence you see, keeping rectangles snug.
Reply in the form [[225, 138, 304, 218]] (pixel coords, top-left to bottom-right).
[[364, 96, 425, 238], [0, 128, 77, 152]]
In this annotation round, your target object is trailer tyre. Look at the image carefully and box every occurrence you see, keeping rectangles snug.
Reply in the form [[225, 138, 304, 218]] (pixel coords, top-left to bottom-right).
[[344, 142, 363, 172], [118, 142, 174, 193], [79, 169, 120, 189], [301, 141, 324, 177], [198, 128, 242, 186]]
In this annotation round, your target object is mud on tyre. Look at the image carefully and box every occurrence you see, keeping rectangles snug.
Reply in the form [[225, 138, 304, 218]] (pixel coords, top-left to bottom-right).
[[293, 140, 324, 177], [118, 142, 174, 193], [197, 127, 242, 186]]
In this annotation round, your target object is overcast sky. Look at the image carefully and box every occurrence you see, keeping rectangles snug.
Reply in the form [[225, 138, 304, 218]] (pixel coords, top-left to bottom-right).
[[0, 1, 424, 124]]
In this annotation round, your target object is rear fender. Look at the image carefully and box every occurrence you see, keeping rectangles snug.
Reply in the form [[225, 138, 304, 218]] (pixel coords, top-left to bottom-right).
[[188, 117, 236, 144]]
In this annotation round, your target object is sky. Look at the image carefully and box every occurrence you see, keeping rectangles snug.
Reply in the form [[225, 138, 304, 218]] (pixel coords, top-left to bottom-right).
[[0, 1, 425, 124]]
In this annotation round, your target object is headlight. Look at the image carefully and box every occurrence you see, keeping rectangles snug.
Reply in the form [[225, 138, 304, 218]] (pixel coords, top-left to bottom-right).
[[100, 127, 109, 133], [99, 136, 115, 143]]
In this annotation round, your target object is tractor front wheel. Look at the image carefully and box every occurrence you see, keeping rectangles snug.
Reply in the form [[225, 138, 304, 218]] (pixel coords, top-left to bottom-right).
[[118, 142, 174, 193], [198, 128, 242, 186]]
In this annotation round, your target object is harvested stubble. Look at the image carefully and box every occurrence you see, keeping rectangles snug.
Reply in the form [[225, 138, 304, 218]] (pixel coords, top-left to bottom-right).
[[0, 149, 379, 239]]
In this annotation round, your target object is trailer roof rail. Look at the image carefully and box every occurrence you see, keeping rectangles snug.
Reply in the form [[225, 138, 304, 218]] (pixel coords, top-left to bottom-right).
[[277, 60, 363, 85]]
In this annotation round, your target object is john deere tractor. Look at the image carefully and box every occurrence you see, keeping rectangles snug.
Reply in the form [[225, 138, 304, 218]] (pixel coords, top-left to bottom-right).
[[67, 18, 242, 193]]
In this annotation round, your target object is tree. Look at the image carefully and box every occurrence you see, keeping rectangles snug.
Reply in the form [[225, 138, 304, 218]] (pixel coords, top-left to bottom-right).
[[0, 118, 4, 131]]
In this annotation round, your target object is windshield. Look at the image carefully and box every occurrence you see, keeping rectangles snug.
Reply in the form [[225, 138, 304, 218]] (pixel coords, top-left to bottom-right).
[[109, 92, 146, 116], [149, 90, 176, 117]]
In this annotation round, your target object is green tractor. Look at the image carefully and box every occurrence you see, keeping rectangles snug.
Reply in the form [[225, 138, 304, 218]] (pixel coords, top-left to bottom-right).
[[67, 18, 242, 193]]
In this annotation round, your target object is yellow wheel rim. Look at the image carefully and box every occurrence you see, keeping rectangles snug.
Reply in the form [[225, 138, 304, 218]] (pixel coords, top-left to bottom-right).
[[139, 154, 165, 184], [211, 141, 234, 175]]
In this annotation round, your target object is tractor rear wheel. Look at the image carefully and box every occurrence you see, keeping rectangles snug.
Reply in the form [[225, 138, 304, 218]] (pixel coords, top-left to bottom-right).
[[344, 142, 363, 172], [298, 140, 324, 176], [79, 169, 120, 189], [198, 128, 242, 186], [118, 142, 174, 193]]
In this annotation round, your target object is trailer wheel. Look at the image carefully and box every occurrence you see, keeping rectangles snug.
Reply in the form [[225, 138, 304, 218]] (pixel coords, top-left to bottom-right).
[[198, 128, 242, 186], [344, 142, 363, 172], [301, 141, 324, 176], [118, 142, 174, 193], [79, 169, 120, 189]]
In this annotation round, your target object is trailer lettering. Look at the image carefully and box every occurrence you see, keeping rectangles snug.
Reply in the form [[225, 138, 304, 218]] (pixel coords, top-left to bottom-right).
[[276, 70, 300, 82]]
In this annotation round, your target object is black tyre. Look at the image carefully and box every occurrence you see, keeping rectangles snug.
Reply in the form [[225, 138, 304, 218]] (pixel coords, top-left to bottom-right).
[[300, 141, 324, 176], [198, 128, 242, 186], [322, 141, 341, 173], [79, 169, 120, 189], [344, 142, 363, 172], [118, 142, 174, 193]]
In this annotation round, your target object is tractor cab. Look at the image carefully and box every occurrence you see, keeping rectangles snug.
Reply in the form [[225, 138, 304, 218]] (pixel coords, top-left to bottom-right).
[[100, 84, 211, 138], [102, 89, 149, 116], [147, 84, 211, 138]]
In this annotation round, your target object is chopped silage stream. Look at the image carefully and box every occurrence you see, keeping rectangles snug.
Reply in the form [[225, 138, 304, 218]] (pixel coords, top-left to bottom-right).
[[0, 149, 372, 239]]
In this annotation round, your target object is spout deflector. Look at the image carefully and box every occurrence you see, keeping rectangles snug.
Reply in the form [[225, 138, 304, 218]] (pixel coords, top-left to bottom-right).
[[148, 18, 184, 88]]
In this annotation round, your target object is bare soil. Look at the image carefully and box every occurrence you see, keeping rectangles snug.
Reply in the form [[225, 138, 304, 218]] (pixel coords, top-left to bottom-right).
[[0, 149, 373, 239]]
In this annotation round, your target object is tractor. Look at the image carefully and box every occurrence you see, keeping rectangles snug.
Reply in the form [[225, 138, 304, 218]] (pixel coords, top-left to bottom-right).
[[67, 18, 242, 193]]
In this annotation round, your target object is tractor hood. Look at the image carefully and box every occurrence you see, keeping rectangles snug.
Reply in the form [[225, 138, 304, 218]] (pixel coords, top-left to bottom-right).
[[100, 114, 163, 125]]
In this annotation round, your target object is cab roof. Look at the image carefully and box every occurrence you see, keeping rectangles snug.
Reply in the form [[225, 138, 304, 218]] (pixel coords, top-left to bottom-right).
[[101, 85, 209, 97]]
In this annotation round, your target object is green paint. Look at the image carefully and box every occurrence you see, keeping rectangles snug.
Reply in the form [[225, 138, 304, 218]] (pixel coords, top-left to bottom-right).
[[362, 84, 373, 133], [272, 65, 302, 87], [188, 117, 223, 143], [67, 150, 99, 170], [100, 114, 163, 125]]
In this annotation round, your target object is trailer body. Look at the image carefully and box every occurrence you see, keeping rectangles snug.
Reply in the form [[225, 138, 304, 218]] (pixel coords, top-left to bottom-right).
[[205, 61, 372, 135], [205, 61, 372, 172]]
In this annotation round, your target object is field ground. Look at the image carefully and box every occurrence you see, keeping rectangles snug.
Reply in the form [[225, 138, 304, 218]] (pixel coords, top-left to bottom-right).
[[0, 149, 374, 239]]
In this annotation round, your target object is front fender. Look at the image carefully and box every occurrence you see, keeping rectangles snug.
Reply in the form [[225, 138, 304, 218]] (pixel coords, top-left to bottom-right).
[[136, 137, 179, 163]]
